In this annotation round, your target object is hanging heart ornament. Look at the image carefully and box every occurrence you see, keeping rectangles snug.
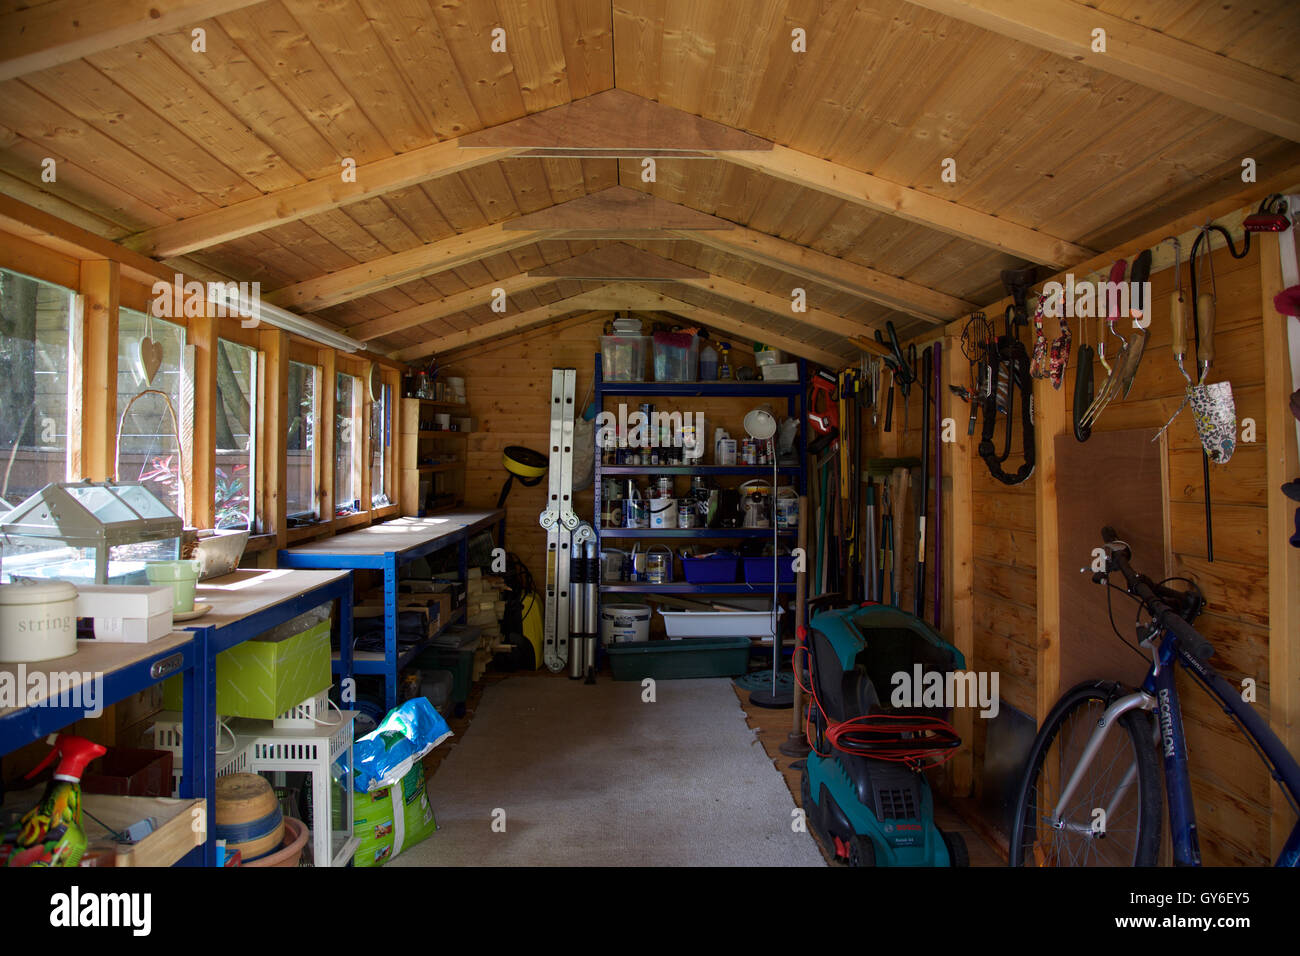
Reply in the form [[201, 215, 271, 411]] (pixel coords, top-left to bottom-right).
[[138, 337, 163, 384]]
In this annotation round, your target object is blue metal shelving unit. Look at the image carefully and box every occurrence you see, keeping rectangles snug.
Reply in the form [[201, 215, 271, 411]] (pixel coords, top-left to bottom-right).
[[593, 354, 809, 607], [277, 510, 505, 712]]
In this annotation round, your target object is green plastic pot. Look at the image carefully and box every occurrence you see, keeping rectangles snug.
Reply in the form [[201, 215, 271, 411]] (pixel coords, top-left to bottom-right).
[[145, 559, 202, 613]]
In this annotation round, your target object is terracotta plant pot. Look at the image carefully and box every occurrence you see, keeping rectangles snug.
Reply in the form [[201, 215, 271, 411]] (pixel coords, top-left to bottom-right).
[[244, 817, 309, 868]]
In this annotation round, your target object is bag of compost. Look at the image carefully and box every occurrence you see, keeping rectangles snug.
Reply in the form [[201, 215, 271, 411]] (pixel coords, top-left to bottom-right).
[[352, 763, 436, 867]]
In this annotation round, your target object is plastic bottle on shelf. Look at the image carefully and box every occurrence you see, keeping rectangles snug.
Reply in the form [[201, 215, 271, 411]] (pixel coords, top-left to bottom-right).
[[718, 342, 733, 380], [699, 342, 718, 380]]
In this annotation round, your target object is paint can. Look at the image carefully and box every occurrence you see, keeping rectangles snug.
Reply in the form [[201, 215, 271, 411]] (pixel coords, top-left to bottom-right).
[[649, 497, 677, 529], [599, 604, 651, 645], [645, 546, 674, 584]]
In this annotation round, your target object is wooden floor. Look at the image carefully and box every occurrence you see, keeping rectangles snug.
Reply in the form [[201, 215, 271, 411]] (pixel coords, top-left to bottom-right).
[[731, 683, 1006, 867]]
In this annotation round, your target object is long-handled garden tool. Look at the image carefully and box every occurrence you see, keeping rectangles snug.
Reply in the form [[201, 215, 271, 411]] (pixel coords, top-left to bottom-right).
[[915, 347, 931, 618], [1073, 304, 1095, 442], [1078, 259, 1130, 430], [1115, 248, 1153, 399]]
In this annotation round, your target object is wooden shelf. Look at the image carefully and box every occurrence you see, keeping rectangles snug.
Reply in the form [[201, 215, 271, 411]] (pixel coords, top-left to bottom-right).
[[413, 461, 461, 473], [418, 430, 471, 438], [401, 397, 468, 516], [408, 398, 470, 411]]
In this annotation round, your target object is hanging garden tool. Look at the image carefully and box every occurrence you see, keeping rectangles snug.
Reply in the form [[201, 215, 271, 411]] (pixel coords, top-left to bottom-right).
[[1154, 237, 1196, 442], [1073, 298, 1095, 442], [1188, 229, 1237, 465], [875, 321, 916, 433], [915, 347, 932, 618], [978, 279, 1036, 486], [932, 342, 943, 626], [1115, 248, 1153, 399], [1078, 259, 1130, 431], [956, 312, 993, 435], [808, 369, 839, 437]]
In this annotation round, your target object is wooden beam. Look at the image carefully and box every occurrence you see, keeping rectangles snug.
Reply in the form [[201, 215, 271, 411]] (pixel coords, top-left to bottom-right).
[[529, 243, 708, 280], [674, 273, 883, 343], [77, 259, 118, 481], [0, 0, 266, 82], [123, 139, 522, 258], [1260, 233, 1300, 859], [343, 271, 559, 342], [684, 226, 974, 322], [458, 88, 772, 153], [258, 327, 288, 547], [905, 0, 1300, 142], [391, 287, 627, 361], [720, 144, 1094, 266], [188, 311, 218, 530], [943, 332, 974, 794], [263, 223, 559, 312], [505, 186, 732, 232]]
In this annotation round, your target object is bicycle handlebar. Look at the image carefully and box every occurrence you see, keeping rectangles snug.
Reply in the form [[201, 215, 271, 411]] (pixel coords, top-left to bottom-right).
[[1100, 526, 1216, 664]]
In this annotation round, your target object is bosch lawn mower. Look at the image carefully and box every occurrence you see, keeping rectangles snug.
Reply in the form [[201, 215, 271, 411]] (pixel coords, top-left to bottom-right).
[[798, 602, 969, 867]]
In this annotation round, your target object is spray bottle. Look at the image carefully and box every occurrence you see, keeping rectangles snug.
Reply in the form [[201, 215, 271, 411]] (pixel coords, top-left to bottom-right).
[[0, 734, 106, 867], [718, 342, 733, 380]]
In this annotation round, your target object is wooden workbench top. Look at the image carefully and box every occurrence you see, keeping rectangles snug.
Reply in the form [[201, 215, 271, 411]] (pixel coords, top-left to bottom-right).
[[280, 510, 504, 558], [194, 568, 352, 631]]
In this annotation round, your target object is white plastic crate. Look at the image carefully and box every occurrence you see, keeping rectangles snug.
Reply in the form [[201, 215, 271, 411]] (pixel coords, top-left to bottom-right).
[[657, 607, 783, 640], [274, 690, 331, 729], [155, 711, 251, 797]]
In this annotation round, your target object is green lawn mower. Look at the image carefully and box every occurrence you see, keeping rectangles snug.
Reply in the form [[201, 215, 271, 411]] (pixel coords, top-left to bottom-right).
[[799, 602, 969, 867]]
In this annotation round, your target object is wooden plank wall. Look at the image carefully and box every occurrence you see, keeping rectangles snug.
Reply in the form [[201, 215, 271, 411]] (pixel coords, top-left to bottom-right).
[[948, 239, 1276, 864]]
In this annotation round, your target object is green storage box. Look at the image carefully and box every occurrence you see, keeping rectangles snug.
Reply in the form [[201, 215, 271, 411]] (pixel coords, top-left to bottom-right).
[[164, 619, 332, 719], [606, 636, 752, 681], [410, 646, 472, 705]]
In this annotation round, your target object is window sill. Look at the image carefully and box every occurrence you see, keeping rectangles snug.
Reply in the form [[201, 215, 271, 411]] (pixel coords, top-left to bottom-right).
[[243, 533, 278, 553]]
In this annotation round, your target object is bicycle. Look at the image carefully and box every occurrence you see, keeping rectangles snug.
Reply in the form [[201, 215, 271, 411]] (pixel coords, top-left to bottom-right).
[[1008, 526, 1300, 866]]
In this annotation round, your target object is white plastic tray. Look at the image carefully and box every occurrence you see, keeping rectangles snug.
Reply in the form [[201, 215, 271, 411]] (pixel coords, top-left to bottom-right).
[[658, 607, 783, 639]]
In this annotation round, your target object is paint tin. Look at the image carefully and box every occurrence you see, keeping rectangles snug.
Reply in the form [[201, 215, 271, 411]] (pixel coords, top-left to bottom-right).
[[624, 498, 649, 529], [645, 547, 673, 584], [649, 498, 677, 529]]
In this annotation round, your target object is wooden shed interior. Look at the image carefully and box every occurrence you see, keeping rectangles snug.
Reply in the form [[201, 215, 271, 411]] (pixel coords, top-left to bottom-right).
[[0, 0, 1298, 875]]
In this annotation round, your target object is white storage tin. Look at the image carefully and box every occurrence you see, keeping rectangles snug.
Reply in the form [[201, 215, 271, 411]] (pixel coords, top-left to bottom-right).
[[0, 579, 80, 663]]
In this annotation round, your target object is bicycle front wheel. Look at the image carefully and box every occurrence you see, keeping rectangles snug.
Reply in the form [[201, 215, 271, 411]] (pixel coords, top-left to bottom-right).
[[1009, 681, 1161, 866]]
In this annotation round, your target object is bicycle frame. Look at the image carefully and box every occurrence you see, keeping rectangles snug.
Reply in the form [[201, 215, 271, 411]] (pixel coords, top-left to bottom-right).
[[1052, 625, 1300, 866]]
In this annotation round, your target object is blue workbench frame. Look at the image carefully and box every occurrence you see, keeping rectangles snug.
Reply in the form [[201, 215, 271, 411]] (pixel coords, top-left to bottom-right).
[[181, 571, 355, 866], [0, 633, 206, 866], [277, 511, 505, 713]]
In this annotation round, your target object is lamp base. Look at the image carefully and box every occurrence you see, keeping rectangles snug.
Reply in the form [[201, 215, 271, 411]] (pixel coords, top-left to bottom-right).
[[749, 686, 794, 709], [778, 732, 811, 757]]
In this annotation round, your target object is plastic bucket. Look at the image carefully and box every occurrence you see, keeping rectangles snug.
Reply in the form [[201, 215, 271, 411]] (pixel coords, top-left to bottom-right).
[[600, 604, 652, 645], [145, 559, 202, 613]]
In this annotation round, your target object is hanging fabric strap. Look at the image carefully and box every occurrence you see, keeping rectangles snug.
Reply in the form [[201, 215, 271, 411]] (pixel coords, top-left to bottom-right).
[[978, 334, 1036, 485]]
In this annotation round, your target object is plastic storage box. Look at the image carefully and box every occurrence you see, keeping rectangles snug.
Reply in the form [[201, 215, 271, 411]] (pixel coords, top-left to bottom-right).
[[653, 332, 699, 382], [743, 554, 797, 584], [681, 552, 740, 584], [606, 636, 752, 680], [659, 607, 783, 639], [601, 335, 649, 382]]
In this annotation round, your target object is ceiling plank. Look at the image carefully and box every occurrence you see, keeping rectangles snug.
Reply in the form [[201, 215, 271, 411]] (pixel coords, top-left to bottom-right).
[[458, 87, 772, 153], [904, 0, 1300, 143], [123, 140, 523, 258], [0, 0, 267, 82], [684, 226, 973, 323], [528, 242, 707, 279], [344, 271, 561, 342], [263, 223, 558, 312], [719, 144, 1094, 266], [504, 185, 732, 231]]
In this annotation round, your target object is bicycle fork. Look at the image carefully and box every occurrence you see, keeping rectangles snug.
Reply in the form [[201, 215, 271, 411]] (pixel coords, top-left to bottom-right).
[[1051, 690, 1156, 837]]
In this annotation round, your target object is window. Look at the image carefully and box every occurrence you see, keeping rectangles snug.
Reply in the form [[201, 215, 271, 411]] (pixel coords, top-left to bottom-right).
[[0, 269, 75, 508], [286, 361, 318, 521], [116, 309, 186, 520], [215, 339, 256, 530], [334, 373, 362, 515], [370, 383, 389, 508]]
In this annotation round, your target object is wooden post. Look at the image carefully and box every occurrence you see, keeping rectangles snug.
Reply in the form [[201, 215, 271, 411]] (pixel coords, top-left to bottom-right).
[[1260, 233, 1300, 860], [943, 333, 974, 794], [259, 328, 288, 547], [188, 310, 217, 530], [318, 348, 336, 528], [77, 259, 118, 481], [1034, 376, 1067, 724]]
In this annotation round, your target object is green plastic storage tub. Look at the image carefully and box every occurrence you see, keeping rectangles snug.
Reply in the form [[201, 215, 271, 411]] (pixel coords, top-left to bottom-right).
[[606, 636, 751, 681]]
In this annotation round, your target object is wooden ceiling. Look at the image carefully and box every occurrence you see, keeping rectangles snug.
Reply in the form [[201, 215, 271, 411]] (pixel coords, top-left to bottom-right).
[[2, 0, 1299, 364]]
